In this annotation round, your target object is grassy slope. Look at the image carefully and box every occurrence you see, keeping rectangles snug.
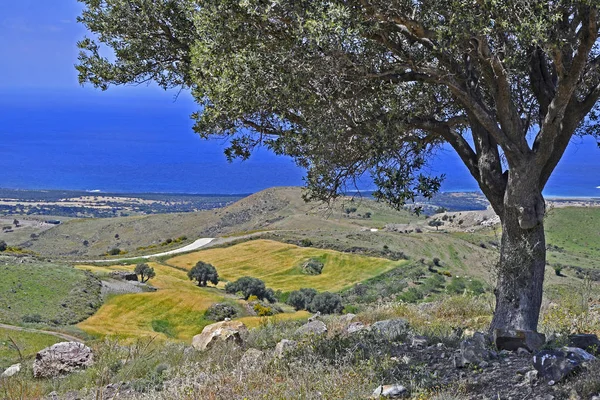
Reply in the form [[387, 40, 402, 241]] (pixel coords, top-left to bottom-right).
[[167, 239, 406, 292], [75, 262, 309, 341], [0, 260, 101, 326], [0, 328, 61, 370]]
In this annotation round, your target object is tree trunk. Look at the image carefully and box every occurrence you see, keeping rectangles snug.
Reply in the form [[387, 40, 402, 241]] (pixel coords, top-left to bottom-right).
[[489, 179, 546, 331]]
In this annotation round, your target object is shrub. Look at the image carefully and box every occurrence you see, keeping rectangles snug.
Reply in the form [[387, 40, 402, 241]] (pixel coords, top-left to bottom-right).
[[22, 314, 43, 323], [421, 274, 445, 292], [187, 261, 219, 287], [446, 277, 467, 294], [553, 264, 563, 276], [300, 238, 313, 247], [205, 303, 238, 321], [107, 248, 121, 255], [364, 212, 372, 218], [301, 258, 324, 275], [225, 276, 276, 302], [308, 292, 343, 314], [286, 288, 318, 311], [0, 240, 6, 252], [432, 257, 441, 267], [253, 303, 274, 316], [467, 279, 486, 295], [398, 287, 424, 303]]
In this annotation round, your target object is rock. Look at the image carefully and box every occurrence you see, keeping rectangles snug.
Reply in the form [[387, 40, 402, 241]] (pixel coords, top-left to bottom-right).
[[295, 320, 327, 336], [339, 313, 357, 324], [459, 332, 493, 365], [411, 335, 428, 348], [33, 342, 94, 378], [569, 334, 600, 354], [110, 271, 138, 281], [1, 363, 20, 377], [347, 322, 365, 334], [517, 347, 531, 357], [239, 348, 265, 370], [371, 384, 409, 398], [533, 347, 596, 384], [494, 329, 545, 352], [274, 339, 298, 358], [371, 319, 410, 341], [192, 320, 247, 351], [308, 312, 321, 322], [524, 370, 538, 385]]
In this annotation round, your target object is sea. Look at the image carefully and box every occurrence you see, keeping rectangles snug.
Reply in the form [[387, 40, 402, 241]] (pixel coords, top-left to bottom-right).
[[1, 88, 599, 198]]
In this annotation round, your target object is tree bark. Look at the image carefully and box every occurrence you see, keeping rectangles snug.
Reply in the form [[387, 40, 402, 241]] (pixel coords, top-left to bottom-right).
[[490, 169, 546, 331]]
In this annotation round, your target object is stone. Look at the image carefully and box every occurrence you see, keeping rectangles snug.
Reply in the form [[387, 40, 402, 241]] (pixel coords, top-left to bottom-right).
[[347, 322, 365, 334], [533, 347, 596, 384], [459, 332, 493, 365], [371, 319, 410, 341], [274, 339, 298, 358], [308, 312, 321, 322], [568, 334, 600, 354], [239, 348, 265, 370], [192, 320, 247, 351], [524, 370, 538, 385], [295, 320, 327, 336], [411, 335, 428, 348], [33, 342, 94, 378], [339, 313, 357, 324], [110, 271, 138, 281], [1, 363, 20, 377], [517, 347, 531, 357], [494, 329, 545, 352], [371, 384, 409, 398]]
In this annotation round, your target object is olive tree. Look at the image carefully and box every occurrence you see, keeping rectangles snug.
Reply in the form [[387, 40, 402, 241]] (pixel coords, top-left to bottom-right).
[[134, 263, 155, 283], [187, 261, 219, 287], [77, 0, 600, 331]]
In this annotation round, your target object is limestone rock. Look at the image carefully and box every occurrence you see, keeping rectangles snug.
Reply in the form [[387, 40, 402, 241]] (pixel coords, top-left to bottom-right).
[[192, 320, 247, 351], [295, 320, 327, 336], [274, 339, 298, 358], [460, 332, 494, 366], [533, 347, 596, 384], [494, 329, 545, 352], [371, 384, 409, 398], [411, 335, 428, 349], [1, 363, 20, 378], [239, 348, 265, 370], [33, 342, 94, 378], [371, 319, 410, 341], [339, 313, 357, 324]]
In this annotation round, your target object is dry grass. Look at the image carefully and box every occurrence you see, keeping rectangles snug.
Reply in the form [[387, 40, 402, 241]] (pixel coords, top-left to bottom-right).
[[167, 239, 405, 292]]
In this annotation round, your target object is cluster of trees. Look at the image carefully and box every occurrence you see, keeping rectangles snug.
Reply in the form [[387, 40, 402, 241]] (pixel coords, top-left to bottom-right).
[[225, 276, 277, 303], [287, 288, 344, 314]]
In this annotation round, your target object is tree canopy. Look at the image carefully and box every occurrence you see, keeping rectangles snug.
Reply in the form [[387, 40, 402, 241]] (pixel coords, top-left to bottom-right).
[[134, 263, 155, 283], [77, 0, 599, 331], [187, 261, 219, 287]]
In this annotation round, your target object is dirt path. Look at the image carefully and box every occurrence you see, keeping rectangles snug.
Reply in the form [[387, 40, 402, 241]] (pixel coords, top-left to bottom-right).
[[0, 323, 84, 343]]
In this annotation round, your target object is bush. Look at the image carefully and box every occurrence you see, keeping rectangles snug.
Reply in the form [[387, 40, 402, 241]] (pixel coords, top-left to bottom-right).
[[446, 277, 467, 294], [467, 279, 486, 295], [22, 314, 43, 323], [553, 264, 563, 276], [421, 274, 445, 292], [432, 257, 441, 267], [0, 240, 6, 252], [107, 248, 121, 256], [300, 238, 313, 247], [187, 261, 219, 287], [286, 288, 318, 311], [253, 303, 274, 316], [398, 287, 424, 303], [308, 292, 343, 314], [301, 258, 324, 275], [225, 276, 276, 302], [205, 303, 238, 321]]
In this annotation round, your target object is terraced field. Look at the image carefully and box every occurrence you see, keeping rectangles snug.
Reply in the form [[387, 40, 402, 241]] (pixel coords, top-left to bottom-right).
[[167, 239, 407, 292]]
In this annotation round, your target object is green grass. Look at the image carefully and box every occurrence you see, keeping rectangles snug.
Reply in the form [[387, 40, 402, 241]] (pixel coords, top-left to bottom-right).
[[0, 328, 61, 370], [0, 260, 102, 326], [167, 239, 407, 292]]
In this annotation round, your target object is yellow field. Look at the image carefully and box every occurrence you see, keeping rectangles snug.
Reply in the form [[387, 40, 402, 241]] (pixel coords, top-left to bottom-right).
[[75, 263, 227, 341], [167, 239, 406, 291]]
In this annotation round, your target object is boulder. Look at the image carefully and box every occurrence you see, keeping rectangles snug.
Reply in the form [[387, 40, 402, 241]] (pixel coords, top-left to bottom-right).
[[411, 335, 428, 349], [308, 312, 321, 322], [568, 334, 600, 355], [33, 342, 94, 378], [347, 322, 365, 334], [494, 329, 545, 352], [1, 363, 20, 378], [339, 313, 357, 324], [371, 319, 410, 341], [371, 384, 409, 398], [192, 320, 247, 351], [295, 320, 327, 336], [274, 339, 298, 358], [533, 347, 596, 384]]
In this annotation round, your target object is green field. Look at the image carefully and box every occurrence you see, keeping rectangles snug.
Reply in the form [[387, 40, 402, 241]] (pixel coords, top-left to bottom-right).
[[0, 328, 61, 370], [0, 260, 102, 327], [167, 239, 407, 292]]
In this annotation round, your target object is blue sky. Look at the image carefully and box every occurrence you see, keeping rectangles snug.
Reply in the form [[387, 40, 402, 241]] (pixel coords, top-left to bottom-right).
[[0, 1, 598, 195]]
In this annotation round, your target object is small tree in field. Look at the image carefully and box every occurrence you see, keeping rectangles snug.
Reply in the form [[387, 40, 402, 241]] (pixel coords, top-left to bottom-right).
[[0, 240, 7, 252], [225, 276, 276, 303], [134, 263, 155, 283], [188, 261, 219, 287]]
